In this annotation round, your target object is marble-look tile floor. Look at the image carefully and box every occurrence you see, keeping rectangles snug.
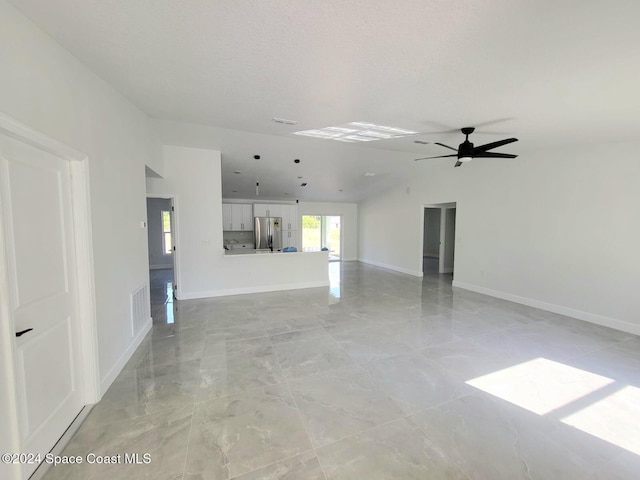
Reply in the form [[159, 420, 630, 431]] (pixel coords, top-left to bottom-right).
[[43, 263, 640, 479]]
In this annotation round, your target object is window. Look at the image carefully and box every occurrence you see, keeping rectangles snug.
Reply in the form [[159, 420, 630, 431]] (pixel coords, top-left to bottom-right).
[[162, 210, 172, 254]]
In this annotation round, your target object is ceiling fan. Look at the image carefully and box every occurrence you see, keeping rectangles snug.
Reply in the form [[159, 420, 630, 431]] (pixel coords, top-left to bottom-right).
[[414, 127, 518, 167]]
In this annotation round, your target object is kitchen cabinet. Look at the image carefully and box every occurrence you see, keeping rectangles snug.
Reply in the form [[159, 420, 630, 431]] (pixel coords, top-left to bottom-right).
[[222, 204, 233, 231], [253, 203, 287, 219], [282, 230, 299, 249], [237, 204, 253, 231], [253, 204, 268, 217], [280, 205, 299, 231], [222, 203, 253, 231]]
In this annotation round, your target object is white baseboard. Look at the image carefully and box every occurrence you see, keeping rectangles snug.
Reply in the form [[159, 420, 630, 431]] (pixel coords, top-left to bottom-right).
[[149, 264, 173, 270], [452, 280, 640, 336], [99, 317, 152, 395], [358, 258, 423, 277], [178, 280, 330, 300]]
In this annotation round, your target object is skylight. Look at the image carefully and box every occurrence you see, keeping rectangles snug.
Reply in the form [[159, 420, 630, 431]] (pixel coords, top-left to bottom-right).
[[294, 122, 417, 143]]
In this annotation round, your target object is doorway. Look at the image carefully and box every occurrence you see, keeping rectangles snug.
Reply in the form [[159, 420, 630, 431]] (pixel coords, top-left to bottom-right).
[[423, 208, 441, 274], [422, 203, 456, 275], [302, 215, 342, 262], [146, 196, 176, 321]]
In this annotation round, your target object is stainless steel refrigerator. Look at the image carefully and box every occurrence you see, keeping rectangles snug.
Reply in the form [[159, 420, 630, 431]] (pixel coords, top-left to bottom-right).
[[254, 217, 282, 252]]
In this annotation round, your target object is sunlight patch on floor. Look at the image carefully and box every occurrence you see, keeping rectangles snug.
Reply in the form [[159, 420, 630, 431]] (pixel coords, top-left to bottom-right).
[[561, 385, 640, 456], [466, 357, 614, 415]]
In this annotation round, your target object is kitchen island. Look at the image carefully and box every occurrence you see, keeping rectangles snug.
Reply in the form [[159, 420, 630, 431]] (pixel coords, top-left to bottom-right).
[[208, 249, 330, 297]]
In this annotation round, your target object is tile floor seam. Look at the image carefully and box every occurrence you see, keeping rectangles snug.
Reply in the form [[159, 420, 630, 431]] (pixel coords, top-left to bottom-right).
[[179, 394, 197, 479], [265, 333, 330, 480], [226, 448, 317, 480], [406, 395, 477, 480]]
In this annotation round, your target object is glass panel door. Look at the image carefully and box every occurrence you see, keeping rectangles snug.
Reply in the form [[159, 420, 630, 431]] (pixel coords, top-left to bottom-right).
[[302, 215, 342, 261], [325, 216, 341, 261], [302, 215, 322, 252]]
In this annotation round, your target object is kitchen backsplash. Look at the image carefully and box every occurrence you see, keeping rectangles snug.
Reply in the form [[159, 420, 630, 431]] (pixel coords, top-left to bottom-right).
[[223, 231, 254, 245]]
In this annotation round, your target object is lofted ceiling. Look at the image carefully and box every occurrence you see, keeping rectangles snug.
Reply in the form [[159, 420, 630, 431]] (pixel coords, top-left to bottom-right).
[[9, 0, 640, 201]]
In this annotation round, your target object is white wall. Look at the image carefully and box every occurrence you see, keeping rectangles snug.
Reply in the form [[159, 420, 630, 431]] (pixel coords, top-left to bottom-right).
[[147, 146, 329, 299], [298, 202, 358, 261], [359, 141, 640, 334], [147, 197, 173, 268], [0, 0, 157, 396]]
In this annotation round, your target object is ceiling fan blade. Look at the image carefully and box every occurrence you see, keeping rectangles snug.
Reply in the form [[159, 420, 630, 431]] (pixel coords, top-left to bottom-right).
[[474, 138, 518, 153], [469, 118, 515, 129], [434, 142, 458, 152], [414, 154, 458, 161], [473, 152, 518, 159], [454, 161, 463, 167]]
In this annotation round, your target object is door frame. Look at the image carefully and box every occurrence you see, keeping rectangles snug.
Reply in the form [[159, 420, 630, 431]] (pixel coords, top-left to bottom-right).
[[0, 113, 100, 479], [323, 214, 343, 261], [146, 193, 181, 300]]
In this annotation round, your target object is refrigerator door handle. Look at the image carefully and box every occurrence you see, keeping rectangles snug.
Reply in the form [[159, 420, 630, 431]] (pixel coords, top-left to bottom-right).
[[255, 217, 260, 248]]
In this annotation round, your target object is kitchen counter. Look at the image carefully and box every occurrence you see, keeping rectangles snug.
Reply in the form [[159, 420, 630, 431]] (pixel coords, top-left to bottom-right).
[[224, 249, 322, 256]]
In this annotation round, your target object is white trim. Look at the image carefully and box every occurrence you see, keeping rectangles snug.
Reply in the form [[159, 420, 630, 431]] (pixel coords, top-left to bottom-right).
[[358, 258, 424, 277], [99, 317, 152, 395], [452, 280, 640, 336], [178, 280, 330, 300], [0, 150, 21, 480], [69, 159, 100, 403]]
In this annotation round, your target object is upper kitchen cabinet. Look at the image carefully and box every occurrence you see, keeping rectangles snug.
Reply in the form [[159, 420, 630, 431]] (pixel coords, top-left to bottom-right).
[[253, 204, 298, 230], [280, 205, 299, 231], [222, 203, 233, 231], [222, 203, 253, 231], [237, 204, 253, 230], [253, 204, 268, 217]]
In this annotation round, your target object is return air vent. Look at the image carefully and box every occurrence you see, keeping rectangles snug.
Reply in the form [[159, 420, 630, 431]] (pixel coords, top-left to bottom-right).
[[130, 283, 150, 336]]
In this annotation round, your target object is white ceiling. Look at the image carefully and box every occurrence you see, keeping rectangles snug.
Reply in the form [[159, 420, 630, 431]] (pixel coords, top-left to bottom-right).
[[10, 0, 640, 201]]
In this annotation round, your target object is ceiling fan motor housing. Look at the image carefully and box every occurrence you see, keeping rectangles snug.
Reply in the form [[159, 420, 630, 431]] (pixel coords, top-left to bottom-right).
[[458, 140, 474, 160]]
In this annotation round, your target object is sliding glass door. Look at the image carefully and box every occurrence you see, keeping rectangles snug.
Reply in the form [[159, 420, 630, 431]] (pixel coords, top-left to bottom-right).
[[302, 215, 341, 261]]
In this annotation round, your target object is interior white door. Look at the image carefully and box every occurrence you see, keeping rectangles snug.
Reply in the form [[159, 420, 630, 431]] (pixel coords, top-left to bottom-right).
[[0, 134, 83, 479]]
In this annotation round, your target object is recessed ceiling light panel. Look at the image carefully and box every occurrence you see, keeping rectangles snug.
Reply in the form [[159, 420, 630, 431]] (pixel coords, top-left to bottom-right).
[[294, 122, 417, 143]]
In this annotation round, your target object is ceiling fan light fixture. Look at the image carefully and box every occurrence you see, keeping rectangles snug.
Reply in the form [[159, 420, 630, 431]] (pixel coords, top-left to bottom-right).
[[459, 156, 473, 163]]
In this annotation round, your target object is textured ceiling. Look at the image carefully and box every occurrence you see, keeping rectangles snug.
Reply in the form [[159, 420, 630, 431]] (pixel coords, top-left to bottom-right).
[[9, 0, 640, 201]]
